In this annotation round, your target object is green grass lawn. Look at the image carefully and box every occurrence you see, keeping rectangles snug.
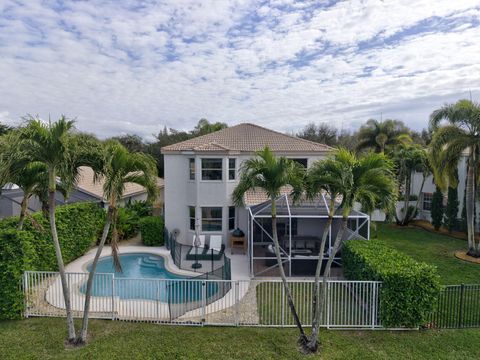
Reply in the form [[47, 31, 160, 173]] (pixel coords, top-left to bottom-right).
[[1, 318, 480, 360], [376, 224, 480, 284]]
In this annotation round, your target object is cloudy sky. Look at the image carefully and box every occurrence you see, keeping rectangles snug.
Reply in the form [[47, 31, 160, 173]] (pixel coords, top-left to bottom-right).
[[1, 0, 479, 141]]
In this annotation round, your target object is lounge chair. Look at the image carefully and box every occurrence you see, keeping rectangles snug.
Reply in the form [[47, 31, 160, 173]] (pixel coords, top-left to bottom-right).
[[186, 235, 225, 261], [209, 235, 223, 252]]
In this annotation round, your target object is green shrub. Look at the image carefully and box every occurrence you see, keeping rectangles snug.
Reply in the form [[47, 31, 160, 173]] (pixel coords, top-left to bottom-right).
[[113, 207, 140, 241], [431, 186, 444, 231], [0, 230, 37, 319], [0, 202, 104, 319], [139, 216, 164, 246], [126, 200, 153, 217], [343, 240, 440, 328]]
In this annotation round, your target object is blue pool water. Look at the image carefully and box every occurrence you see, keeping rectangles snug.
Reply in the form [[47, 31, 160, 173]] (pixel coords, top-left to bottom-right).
[[81, 253, 218, 302]]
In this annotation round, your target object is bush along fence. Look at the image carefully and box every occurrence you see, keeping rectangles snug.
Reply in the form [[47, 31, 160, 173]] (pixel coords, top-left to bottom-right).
[[342, 240, 441, 328], [0, 202, 104, 320]]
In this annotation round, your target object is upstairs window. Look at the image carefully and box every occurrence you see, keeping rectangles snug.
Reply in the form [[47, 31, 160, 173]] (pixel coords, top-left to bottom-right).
[[189, 158, 195, 180], [201, 207, 222, 231], [228, 158, 236, 180], [422, 193, 433, 211], [202, 159, 223, 180]]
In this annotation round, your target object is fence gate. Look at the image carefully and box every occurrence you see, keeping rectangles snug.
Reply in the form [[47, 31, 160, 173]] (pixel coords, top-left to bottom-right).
[[430, 284, 480, 329]]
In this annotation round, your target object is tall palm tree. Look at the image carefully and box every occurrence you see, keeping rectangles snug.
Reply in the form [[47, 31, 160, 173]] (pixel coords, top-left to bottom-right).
[[429, 99, 480, 256], [306, 149, 396, 352], [232, 146, 308, 347], [18, 116, 96, 342], [77, 140, 158, 344], [356, 119, 411, 153], [304, 153, 348, 352]]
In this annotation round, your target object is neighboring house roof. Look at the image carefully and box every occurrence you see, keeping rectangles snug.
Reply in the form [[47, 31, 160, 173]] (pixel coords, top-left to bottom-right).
[[161, 123, 333, 154], [76, 166, 163, 201]]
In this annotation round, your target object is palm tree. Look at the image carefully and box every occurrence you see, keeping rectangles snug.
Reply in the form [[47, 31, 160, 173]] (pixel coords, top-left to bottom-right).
[[305, 149, 396, 352], [357, 119, 411, 153], [304, 152, 348, 352], [232, 146, 309, 347], [429, 99, 480, 257], [77, 140, 158, 344], [392, 143, 428, 225], [18, 116, 96, 343], [0, 131, 49, 229]]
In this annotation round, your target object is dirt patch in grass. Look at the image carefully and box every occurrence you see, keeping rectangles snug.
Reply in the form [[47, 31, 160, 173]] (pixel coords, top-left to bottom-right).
[[454, 251, 480, 264]]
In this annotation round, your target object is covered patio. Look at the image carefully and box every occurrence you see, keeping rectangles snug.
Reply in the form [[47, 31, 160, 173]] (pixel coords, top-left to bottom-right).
[[245, 193, 370, 277]]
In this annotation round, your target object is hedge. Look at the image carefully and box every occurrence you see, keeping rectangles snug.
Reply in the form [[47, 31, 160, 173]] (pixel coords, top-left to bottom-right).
[[0, 202, 104, 319], [139, 216, 165, 246], [343, 240, 440, 328]]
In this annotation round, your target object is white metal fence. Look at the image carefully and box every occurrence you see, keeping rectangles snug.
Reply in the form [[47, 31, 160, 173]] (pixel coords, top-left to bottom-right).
[[23, 271, 382, 329]]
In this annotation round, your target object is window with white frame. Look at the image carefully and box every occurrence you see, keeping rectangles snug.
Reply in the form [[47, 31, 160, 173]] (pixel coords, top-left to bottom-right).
[[201, 159, 223, 180], [189, 158, 195, 180], [228, 158, 236, 180], [422, 192, 433, 211], [229, 206, 235, 230], [201, 207, 223, 231], [189, 206, 195, 230]]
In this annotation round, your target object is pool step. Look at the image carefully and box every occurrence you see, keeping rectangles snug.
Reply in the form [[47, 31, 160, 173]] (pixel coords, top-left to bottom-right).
[[138, 257, 162, 269]]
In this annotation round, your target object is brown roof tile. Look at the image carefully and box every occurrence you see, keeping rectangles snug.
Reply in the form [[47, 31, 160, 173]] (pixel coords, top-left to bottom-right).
[[161, 123, 332, 153], [76, 166, 163, 200]]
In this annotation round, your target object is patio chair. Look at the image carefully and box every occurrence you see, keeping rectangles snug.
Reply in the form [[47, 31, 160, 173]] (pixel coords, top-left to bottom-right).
[[209, 235, 223, 252]]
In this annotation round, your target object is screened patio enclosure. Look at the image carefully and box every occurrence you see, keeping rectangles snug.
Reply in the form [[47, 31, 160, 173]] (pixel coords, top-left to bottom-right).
[[246, 194, 370, 277]]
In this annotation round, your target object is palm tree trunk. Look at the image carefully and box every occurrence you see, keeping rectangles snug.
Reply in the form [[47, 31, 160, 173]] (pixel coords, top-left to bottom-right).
[[77, 206, 113, 344], [466, 157, 476, 256], [401, 175, 411, 225], [270, 198, 308, 346], [48, 170, 76, 342], [307, 206, 334, 352], [17, 193, 29, 230], [413, 173, 426, 216]]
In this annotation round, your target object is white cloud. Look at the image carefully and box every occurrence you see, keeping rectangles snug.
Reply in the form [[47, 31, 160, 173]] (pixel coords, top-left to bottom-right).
[[0, 0, 479, 139]]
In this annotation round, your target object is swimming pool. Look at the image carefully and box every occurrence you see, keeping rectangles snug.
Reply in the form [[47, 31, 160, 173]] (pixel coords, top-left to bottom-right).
[[81, 253, 218, 303]]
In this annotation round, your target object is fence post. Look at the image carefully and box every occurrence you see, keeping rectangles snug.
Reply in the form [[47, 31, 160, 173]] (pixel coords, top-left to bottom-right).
[[111, 274, 115, 320], [371, 282, 376, 329], [234, 281, 239, 326], [156, 280, 161, 322], [326, 281, 330, 329], [458, 284, 465, 328], [281, 284, 285, 327], [202, 281, 207, 326], [23, 272, 28, 318]]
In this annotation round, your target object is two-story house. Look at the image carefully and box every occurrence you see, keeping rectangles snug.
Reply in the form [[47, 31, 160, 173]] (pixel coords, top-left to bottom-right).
[[162, 123, 370, 277]]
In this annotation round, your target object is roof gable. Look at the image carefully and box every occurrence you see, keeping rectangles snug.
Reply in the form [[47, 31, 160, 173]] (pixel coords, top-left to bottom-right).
[[161, 123, 332, 153]]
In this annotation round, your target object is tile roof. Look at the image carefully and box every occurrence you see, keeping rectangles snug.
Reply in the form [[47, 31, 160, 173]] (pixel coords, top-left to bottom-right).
[[161, 123, 332, 153], [244, 186, 293, 206], [76, 166, 163, 200]]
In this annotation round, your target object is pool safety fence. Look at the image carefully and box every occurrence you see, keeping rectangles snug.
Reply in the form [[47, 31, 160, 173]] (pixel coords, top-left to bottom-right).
[[165, 228, 231, 281], [23, 271, 386, 328]]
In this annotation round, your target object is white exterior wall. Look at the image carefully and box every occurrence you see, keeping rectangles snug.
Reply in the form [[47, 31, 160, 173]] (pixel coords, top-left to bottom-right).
[[164, 152, 328, 246], [409, 156, 480, 229]]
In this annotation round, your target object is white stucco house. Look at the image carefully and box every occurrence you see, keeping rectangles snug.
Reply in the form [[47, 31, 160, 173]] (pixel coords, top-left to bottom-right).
[[162, 123, 370, 277], [409, 151, 480, 230]]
